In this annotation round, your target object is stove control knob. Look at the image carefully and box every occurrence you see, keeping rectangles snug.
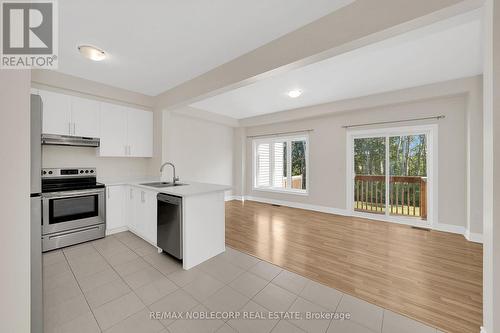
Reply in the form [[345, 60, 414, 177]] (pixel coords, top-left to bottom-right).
[[85, 170, 89, 173], [48, 171, 53, 175], [42, 171, 47, 175], [90, 170, 94, 173], [80, 170, 84, 174]]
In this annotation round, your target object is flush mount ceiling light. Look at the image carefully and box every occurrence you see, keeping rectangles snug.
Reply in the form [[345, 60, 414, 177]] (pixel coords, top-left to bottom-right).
[[287, 89, 303, 98], [78, 45, 106, 61]]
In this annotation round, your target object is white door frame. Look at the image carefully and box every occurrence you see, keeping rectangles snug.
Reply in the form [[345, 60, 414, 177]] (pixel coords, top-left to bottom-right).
[[346, 124, 438, 228]]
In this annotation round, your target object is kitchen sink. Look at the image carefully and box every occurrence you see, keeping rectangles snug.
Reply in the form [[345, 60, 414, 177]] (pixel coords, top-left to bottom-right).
[[140, 182, 188, 188]]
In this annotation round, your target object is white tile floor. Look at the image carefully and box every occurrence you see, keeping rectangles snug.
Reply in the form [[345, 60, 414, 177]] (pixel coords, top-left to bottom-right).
[[42, 231, 440, 333]]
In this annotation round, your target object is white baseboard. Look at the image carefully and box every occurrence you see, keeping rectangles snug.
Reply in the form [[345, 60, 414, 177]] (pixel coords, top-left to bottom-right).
[[239, 195, 483, 242], [465, 229, 484, 243], [244, 195, 350, 216], [108, 197, 483, 244], [432, 223, 466, 235], [105, 226, 128, 236], [127, 226, 157, 247], [225, 195, 244, 201], [480, 327, 486, 333]]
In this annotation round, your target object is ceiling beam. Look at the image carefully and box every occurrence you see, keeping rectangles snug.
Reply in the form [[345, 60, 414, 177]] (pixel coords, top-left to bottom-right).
[[154, 0, 483, 110], [170, 106, 240, 127], [31, 69, 155, 108], [238, 75, 481, 127]]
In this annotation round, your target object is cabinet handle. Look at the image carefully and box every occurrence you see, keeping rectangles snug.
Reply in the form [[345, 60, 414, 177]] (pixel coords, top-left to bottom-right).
[[107, 188, 110, 199], [130, 188, 133, 199], [73, 123, 76, 135], [141, 191, 145, 203], [68, 122, 71, 135]]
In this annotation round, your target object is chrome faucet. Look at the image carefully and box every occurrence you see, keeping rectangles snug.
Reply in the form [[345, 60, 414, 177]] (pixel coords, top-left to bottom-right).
[[160, 162, 179, 184]]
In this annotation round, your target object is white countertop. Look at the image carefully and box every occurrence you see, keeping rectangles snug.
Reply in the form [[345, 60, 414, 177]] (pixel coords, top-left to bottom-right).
[[100, 177, 231, 197]]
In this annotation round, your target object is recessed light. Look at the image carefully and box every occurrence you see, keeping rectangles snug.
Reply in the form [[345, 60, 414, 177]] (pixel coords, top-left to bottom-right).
[[78, 45, 106, 61], [287, 89, 303, 98]]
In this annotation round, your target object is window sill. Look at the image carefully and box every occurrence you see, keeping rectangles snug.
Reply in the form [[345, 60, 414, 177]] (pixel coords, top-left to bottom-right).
[[252, 187, 309, 196]]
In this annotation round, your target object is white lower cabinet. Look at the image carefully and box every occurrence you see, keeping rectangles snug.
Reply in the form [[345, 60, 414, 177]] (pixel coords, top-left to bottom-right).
[[106, 185, 157, 246], [142, 190, 158, 245], [105, 185, 126, 232], [132, 188, 157, 245], [126, 186, 137, 232]]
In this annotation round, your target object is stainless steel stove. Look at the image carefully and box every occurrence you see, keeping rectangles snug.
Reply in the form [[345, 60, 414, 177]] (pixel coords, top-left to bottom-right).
[[41, 168, 106, 252]]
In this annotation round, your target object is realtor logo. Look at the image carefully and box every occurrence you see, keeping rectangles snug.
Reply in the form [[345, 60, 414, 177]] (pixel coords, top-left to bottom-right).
[[1, 0, 58, 68]]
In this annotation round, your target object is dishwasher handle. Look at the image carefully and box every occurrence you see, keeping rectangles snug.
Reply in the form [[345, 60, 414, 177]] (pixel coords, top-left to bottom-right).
[[157, 193, 182, 205]]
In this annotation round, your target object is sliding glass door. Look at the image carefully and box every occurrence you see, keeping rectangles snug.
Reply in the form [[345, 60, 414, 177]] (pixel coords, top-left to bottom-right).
[[353, 137, 386, 214], [389, 135, 427, 219], [349, 126, 434, 226]]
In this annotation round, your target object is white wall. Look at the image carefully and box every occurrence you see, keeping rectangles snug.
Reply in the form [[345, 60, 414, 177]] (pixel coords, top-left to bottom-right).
[[150, 108, 163, 176], [466, 80, 484, 239], [0, 70, 31, 333], [232, 127, 247, 198], [155, 0, 480, 110], [32, 74, 236, 188], [31, 76, 158, 182], [42, 146, 153, 182], [162, 111, 234, 189], [243, 95, 468, 229], [482, 0, 500, 332], [32, 70, 154, 108], [234, 77, 483, 237]]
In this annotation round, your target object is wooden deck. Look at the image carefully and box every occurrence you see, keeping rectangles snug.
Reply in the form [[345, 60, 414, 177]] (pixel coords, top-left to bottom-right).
[[225, 200, 483, 333]]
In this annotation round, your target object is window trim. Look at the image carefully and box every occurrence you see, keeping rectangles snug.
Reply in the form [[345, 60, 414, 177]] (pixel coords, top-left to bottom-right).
[[345, 124, 438, 228], [252, 134, 309, 195]]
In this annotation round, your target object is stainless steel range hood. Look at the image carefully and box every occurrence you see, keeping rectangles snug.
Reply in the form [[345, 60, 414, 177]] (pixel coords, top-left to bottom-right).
[[41, 134, 100, 147]]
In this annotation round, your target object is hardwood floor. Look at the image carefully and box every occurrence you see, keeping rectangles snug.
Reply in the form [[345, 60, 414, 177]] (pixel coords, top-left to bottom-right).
[[225, 200, 483, 333]]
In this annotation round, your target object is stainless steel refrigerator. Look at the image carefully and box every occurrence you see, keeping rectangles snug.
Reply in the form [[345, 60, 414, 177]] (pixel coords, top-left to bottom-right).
[[31, 94, 43, 333]]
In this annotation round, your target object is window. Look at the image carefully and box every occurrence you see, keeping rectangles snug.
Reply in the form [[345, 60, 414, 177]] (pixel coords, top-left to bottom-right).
[[253, 135, 308, 194], [347, 124, 436, 227]]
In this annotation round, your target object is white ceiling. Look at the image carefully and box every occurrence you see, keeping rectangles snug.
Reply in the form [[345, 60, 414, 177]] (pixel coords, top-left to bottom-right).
[[191, 10, 483, 119], [55, 0, 354, 96]]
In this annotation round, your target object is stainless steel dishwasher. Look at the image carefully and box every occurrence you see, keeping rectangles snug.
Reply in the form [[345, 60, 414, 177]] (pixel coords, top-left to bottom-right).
[[157, 193, 183, 260]]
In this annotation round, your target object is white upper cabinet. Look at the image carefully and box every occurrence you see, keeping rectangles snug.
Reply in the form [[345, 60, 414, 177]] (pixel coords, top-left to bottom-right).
[[127, 108, 153, 157], [40, 90, 100, 138], [40, 90, 72, 136], [38, 89, 152, 158], [100, 102, 128, 157], [71, 97, 101, 138], [100, 103, 153, 157]]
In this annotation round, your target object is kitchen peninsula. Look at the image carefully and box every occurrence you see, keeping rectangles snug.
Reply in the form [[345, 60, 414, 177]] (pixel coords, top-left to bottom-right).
[[103, 179, 230, 269]]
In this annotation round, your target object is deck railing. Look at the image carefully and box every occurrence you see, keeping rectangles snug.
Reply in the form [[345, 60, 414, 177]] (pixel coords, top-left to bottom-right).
[[354, 175, 427, 219]]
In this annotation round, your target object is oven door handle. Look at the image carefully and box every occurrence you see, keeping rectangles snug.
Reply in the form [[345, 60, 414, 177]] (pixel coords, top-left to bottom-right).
[[43, 189, 104, 199]]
